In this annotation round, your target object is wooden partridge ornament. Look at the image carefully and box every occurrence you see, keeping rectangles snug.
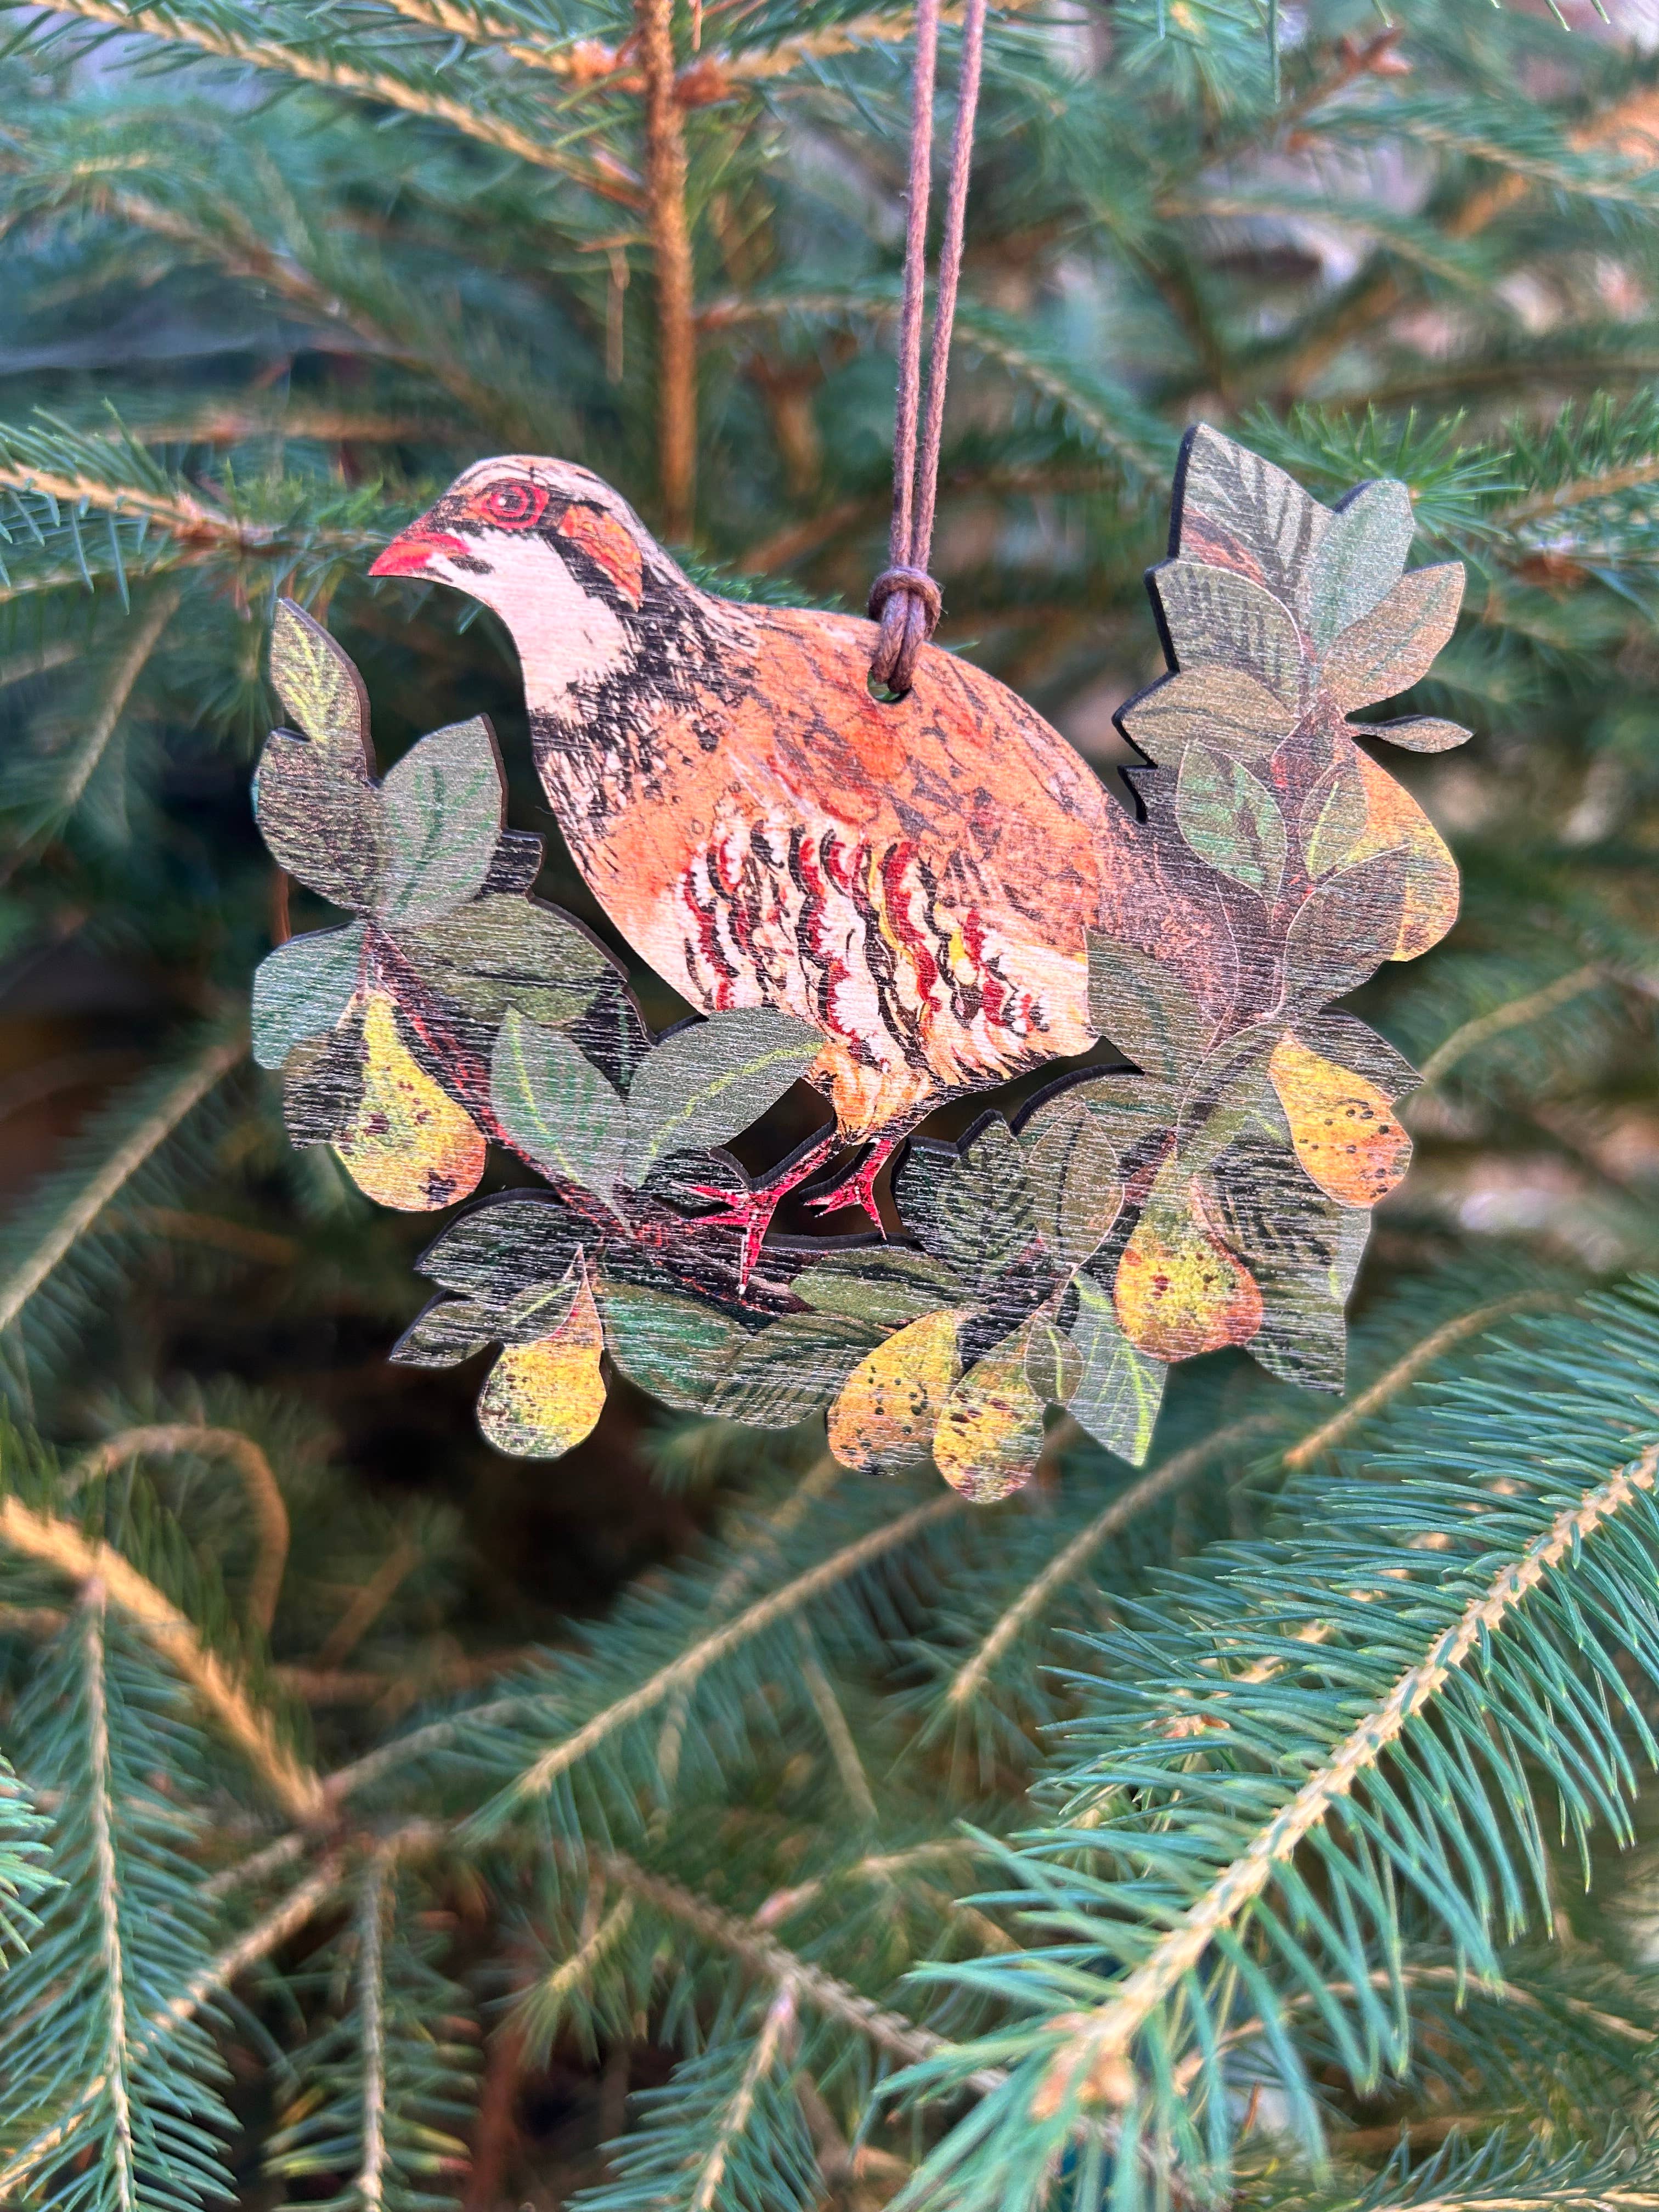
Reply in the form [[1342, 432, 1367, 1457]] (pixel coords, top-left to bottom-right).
[[253, 424, 1468, 1498]]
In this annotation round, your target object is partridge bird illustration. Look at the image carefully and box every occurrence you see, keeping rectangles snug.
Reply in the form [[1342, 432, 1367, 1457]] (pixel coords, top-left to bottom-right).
[[371, 458, 1217, 1282]]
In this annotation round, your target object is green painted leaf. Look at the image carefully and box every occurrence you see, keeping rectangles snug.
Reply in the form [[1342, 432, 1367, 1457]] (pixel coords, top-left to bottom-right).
[[1116, 664, 1295, 768], [1208, 1132, 1369, 1392], [251, 921, 365, 1070], [1284, 850, 1409, 999], [894, 1117, 1036, 1286], [1025, 1098, 1123, 1273], [254, 731, 382, 911], [281, 1008, 366, 1147], [1322, 562, 1464, 710], [1150, 560, 1305, 711], [1065, 1273, 1167, 1466], [705, 1311, 882, 1427], [1086, 932, 1210, 1084], [1023, 1316, 1083, 1406], [597, 1276, 744, 1410], [791, 1247, 960, 1328], [398, 895, 613, 1025], [378, 716, 503, 928], [622, 1008, 822, 1185], [1175, 426, 1330, 603], [1175, 744, 1286, 899], [1020, 1072, 1175, 1163], [392, 1271, 582, 1367], [268, 600, 373, 777], [491, 1010, 627, 1204], [1302, 478, 1415, 651], [1348, 715, 1471, 754], [415, 1190, 586, 1303], [1299, 754, 1370, 879], [1300, 1011, 1421, 1101]]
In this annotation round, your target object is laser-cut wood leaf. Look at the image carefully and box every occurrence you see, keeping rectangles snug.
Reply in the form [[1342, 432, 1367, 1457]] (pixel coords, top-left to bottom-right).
[[1022, 1315, 1082, 1407], [1176, 425, 1330, 601], [933, 1324, 1047, 1503], [827, 1308, 962, 1475], [895, 1117, 1036, 1285], [622, 1009, 822, 1186], [491, 1008, 627, 1205], [1114, 1178, 1264, 1359], [398, 895, 612, 1026], [1024, 1098, 1124, 1274], [1175, 744, 1286, 899], [1268, 1032, 1412, 1206], [1304, 478, 1415, 651], [268, 600, 373, 777], [378, 716, 503, 928], [792, 1249, 960, 1329], [1323, 562, 1464, 710], [596, 1276, 743, 1410], [477, 1274, 606, 1458], [1209, 1133, 1368, 1391], [1301, 1011, 1421, 1101], [415, 1191, 585, 1305], [251, 921, 365, 1069], [1350, 715, 1471, 753], [1065, 1273, 1167, 1465], [1087, 932, 1209, 1084], [1284, 849, 1410, 999], [393, 1271, 583, 1368], [334, 990, 487, 1211], [1115, 664, 1294, 769], [254, 732, 382, 911], [1299, 754, 1372, 881], [1151, 560, 1305, 710], [705, 1311, 883, 1428], [1344, 750, 1460, 958]]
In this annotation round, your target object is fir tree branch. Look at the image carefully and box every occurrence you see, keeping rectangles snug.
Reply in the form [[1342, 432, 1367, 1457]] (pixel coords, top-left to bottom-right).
[[794, 1620, 877, 1823], [316, 1536, 421, 1669], [44, 586, 177, 830], [1030, 1440, 1659, 2116], [1415, 967, 1607, 1087], [0, 1029, 246, 1343], [0, 459, 261, 555], [70, 1425, 290, 1637], [356, 1850, 392, 2212], [80, 1590, 137, 2212], [466, 1485, 960, 1820], [594, 1846, 998, 2081], [0, 1849, 351, 2197], [0, 1494, 323, 1822], [945, 1417, 1280, 1713], [1282, 1293, 1572, 1470], [689, 1980, 798, 2212], [515, 1894, 635, 2050], [26, 0, 645, 207], [639, 0, 697, 536], [325, 1472, 956, 1809]]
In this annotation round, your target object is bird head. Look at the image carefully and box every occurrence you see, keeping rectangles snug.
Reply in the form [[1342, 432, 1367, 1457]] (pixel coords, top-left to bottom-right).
[[370, 457, 665, 690]]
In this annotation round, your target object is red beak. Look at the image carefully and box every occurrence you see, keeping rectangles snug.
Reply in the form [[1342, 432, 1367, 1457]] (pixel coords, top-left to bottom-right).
[[369, 527, 471, 578]]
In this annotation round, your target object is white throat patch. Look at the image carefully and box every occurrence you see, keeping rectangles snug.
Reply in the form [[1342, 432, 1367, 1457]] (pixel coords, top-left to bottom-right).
[[429, 533, 633, 699]]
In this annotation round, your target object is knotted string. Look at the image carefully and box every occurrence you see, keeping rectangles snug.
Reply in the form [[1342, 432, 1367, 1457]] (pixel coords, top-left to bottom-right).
[[868, 0, 989, 699]]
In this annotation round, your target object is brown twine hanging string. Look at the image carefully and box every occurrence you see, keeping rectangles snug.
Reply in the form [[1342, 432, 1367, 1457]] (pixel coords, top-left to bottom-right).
[[868, 0, 989, 699]]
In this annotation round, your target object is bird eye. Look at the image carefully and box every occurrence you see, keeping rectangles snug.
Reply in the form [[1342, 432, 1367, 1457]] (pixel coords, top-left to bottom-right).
[[481, 481, 548, 529]]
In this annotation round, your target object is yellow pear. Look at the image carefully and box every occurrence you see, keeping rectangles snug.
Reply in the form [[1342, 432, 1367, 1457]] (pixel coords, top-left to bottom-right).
[[827, 1308, 962, 1475], [334, 990, 486, 1210], [1269, 1033, 1411, 1206], [477, 1278, 606, 1458]]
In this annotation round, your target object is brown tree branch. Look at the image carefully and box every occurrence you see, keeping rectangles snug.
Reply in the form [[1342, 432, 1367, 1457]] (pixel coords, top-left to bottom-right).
[[638, 0, 698, 537]]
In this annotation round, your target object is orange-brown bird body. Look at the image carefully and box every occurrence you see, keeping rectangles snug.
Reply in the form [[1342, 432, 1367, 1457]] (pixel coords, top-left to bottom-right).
[[373, 458, 1217, 1259]]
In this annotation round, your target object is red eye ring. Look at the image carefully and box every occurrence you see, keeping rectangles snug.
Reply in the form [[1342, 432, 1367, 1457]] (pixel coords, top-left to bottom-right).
[[481, 481, 548, 529]]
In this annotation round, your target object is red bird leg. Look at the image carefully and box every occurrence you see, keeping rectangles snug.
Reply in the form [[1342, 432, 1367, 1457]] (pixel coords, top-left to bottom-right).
[[804, 1135, 899, 1233], [684, 1127, 838, 1291]]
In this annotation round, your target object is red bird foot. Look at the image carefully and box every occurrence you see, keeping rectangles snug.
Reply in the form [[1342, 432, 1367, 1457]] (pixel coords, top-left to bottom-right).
[[804, 1136, 899, 1234], [685, 1128, 838, 1291]]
